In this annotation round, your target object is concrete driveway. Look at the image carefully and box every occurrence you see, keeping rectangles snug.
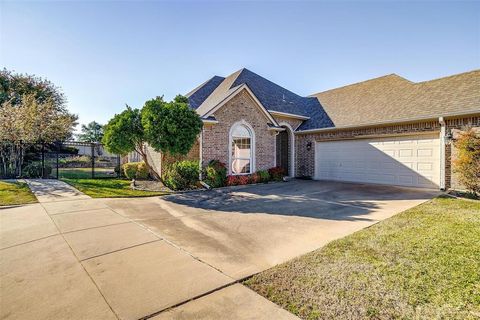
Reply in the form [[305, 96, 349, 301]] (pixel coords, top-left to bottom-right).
[[1, 179, 437, 320]]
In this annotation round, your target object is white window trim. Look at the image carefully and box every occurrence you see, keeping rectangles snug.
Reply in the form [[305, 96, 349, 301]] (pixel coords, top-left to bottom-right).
[[278, 122, 295, 177], [228, 120, 255, 175]]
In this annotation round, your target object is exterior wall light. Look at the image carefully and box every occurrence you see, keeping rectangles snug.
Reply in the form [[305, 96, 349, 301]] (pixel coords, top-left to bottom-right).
[[306, 141, 312, 151], [445, 131, 453, 143]]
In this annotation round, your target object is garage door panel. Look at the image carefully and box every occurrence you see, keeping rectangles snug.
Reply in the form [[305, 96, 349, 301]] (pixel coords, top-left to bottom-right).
[[315, 134, 440, 189]]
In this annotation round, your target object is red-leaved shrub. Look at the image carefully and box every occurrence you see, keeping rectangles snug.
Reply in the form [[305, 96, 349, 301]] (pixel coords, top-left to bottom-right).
[[237, 175, 249, 185], [226, 175, 239, 186], [250, 173, 261, 184], [268, 166, 285, 181]]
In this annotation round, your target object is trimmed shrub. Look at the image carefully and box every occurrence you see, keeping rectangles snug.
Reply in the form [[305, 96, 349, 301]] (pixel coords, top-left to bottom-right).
[[250, 172, 261, 184], [226, 175, 239, 186], [136, 162, 149, 180], [123, 162, 138, 180], [203, 160, 227, 188], [122, 161, 150, 180], [163, 160, 199, 190], [268, 166, 285, 181], [22, 162, 52, 178], [257, 170, 270, 183], [237, 175, 249, 185]]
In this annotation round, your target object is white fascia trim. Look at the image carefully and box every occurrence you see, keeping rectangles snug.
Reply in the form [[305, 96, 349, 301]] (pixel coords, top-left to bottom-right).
[[268, 127, 286, 131], [204, 84, 279, 126], [268, 110, 310, 120], [278, 121, 296, 177], [296, 110, 480, 135], [202, 119, 219, 124]]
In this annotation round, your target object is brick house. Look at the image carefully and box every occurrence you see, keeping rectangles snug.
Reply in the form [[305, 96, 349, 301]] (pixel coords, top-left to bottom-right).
[[149, 68, 479, 190]]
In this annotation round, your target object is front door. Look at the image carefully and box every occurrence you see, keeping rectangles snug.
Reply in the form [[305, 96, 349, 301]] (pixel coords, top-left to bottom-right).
[[276, 130, 289, 175]]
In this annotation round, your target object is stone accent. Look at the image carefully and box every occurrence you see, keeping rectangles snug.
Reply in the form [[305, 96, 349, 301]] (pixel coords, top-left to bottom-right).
[[202, 90, 276, 173], [294, 116, 480, 189]]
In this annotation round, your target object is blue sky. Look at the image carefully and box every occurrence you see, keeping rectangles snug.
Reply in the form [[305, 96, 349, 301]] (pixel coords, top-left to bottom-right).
[[1, 1, 479, 130]]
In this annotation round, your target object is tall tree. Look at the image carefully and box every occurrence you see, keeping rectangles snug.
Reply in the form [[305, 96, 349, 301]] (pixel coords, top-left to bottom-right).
[[77, 121, 104, 142], [103, 95, 202, 180], [0, 69, 77, 177]]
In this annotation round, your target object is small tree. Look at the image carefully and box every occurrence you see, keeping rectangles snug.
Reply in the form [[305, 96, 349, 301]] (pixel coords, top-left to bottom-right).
[[452, 128, 480, 197], [103, 95, 202, 181], [77, 121, 104, 142], [142, 95, 203, 156], [0, 69, 77, 177]]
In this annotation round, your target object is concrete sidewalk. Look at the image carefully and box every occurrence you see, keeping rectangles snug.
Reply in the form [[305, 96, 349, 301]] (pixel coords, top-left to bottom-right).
[[25, 179, 90, 202], [1, 180, 299, 320]]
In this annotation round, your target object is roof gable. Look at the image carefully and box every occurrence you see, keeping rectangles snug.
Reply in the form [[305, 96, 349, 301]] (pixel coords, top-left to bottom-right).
[[189, 68, 333, 130], [203, 85, 280, 126], [186, 68, 479, 132], [187, 76, 225, 109]]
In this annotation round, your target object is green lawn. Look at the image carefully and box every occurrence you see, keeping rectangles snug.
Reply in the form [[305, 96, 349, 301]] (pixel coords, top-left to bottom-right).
[[58, 167, 116, 179], [0, 181, 38, 206], [61, 178, 170, 198], [244, 197, 480, 320]]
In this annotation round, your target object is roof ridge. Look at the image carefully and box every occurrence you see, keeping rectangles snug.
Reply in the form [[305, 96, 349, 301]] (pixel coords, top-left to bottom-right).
[[185, 75, 224, 97], [232, 68, 304, 99], [310, 73, 411, 96], [414, 69, 480, 85]]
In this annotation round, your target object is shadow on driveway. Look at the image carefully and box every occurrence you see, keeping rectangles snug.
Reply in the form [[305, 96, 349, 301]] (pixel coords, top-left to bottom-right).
[[162, 179, 438, 222]]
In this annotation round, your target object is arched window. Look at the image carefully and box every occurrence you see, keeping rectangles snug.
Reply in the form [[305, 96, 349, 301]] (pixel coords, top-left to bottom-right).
[[230, 122, 254, 174]]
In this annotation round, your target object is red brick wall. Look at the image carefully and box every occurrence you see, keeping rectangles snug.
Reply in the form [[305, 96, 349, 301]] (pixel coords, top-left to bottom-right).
[[201, 90, 276, 173]]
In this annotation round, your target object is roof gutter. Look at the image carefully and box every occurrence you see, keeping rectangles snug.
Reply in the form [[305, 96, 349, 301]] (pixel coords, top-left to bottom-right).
[[201, 119, 219, 124], [295, 110, 480, 134], [267, 110, 310, 120]]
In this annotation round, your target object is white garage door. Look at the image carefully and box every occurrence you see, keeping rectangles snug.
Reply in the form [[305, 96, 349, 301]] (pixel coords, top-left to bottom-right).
[[314, 134, 440, 189]]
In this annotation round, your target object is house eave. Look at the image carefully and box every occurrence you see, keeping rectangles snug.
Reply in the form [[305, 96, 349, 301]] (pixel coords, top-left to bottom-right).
[[268, 110, 310, 120], [201, 119, 219, 125], [295, 110, 480, 134]]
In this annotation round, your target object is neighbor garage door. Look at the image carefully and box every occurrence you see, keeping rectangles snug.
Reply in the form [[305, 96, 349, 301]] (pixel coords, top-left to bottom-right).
[[314, 134, 440, 189]]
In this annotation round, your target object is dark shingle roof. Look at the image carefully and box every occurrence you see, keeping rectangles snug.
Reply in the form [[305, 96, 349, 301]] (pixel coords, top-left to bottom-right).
[[187, 68, 479, 131], [186, 75, 225, 109], [189, 68, 333, 130]]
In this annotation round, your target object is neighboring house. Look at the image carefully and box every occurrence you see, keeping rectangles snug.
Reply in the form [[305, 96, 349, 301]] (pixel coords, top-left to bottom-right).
[[149, 68, 479, 190]]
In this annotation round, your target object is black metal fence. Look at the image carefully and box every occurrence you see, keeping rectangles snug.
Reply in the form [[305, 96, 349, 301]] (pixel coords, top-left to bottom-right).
[[0, 141, 121, 179]]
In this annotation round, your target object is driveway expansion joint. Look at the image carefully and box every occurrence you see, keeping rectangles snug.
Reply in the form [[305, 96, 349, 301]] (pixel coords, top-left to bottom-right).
[[38, 200, 121, 320], [79, 239, 161, 262], [137, 281, 238, 320], [103, 201, 237, 282]]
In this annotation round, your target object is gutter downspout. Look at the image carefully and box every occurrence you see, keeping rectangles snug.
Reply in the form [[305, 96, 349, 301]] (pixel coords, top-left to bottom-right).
[[199, 128, 203, 182], [439, 117, 446, 191]]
